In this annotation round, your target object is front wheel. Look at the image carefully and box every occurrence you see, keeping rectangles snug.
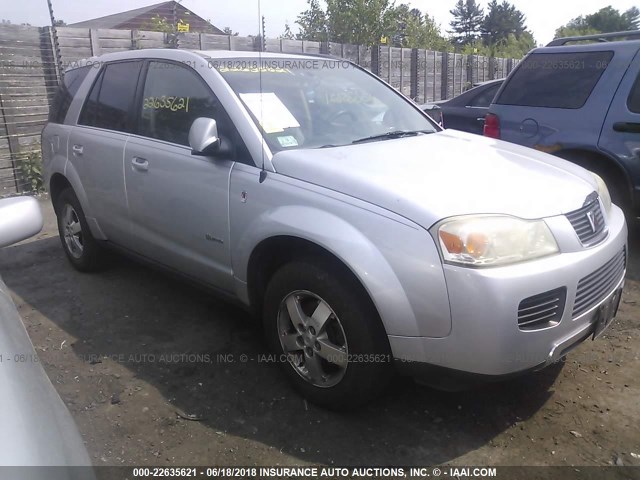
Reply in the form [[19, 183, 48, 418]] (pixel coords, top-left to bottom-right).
[[263, 260, 393, 410]]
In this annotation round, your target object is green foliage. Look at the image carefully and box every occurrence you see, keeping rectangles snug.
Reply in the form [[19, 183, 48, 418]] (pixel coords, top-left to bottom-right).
[[555, 6, 640, 39], [293, 0, 531, 57], [325, 0, 399, 45], [19, 150, 44, 193], [449, 0, 484, 46], [481, 0, 526, 46], [392, 5, 451, 50], [223, 27, 239, 36], [143, 14, 174, 33], [296, 0, 329, 41]]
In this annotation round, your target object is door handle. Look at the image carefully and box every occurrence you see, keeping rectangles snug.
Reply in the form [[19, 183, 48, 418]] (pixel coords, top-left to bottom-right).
[[72, 144, 84, 156], [613, 122, 640, 133], [476, 117, 486, 122], [131, 157, 149, 172]]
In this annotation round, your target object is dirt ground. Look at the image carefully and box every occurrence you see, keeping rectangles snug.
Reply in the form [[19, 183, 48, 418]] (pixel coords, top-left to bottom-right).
[[1, 197, 639, 469]]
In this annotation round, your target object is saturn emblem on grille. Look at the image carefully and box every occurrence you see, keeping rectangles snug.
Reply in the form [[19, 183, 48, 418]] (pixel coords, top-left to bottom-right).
[[586, 210, 597, 233]]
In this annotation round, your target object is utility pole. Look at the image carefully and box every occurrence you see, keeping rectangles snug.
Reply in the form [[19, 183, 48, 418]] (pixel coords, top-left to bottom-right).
[[46, 0, 62, 81], [171, 0, 178, 48]]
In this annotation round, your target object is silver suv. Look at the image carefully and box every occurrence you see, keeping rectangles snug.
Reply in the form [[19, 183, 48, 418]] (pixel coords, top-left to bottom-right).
[[42, 49, 628, 409]]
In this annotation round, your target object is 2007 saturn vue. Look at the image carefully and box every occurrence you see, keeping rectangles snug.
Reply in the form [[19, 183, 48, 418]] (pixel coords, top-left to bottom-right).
[[42, 49, 627, 409]]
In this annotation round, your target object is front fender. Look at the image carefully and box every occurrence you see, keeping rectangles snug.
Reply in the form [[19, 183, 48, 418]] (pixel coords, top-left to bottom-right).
[[229, 166, 452, 338]]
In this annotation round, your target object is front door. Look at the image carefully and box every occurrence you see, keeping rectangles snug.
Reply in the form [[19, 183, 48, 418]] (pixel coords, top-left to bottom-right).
[[124, 61, 235, 291]]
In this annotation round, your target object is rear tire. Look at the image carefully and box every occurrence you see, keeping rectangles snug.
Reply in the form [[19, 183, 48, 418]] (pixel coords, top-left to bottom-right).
[[55, 188, 106, 272], [263, 259, 393, 410]]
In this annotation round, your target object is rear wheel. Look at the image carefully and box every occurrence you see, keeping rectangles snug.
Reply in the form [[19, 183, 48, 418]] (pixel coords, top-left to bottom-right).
[[263, 259, 393, 410], [55, 188, 106, 272]]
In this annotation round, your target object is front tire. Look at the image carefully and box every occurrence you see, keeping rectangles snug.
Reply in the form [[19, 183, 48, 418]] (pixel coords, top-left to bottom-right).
[[263, 259, 393, 410], [55, 188, 105, 272]]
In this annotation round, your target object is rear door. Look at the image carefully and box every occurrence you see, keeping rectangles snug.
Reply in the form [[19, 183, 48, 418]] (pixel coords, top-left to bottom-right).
[[69, 60, 143, 244], [443, 82, 501, 134], [42, 66, 91, 172], [490, 50, 615, 149], [598, 48, 640, 202], [123, 60, 239, 291]]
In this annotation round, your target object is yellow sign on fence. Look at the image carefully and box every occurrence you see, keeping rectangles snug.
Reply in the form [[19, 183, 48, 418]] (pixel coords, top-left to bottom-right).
[[177, 22, 190, 32]]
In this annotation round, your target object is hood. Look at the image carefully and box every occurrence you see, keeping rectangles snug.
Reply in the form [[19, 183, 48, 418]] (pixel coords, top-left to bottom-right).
[[0, 276, 94, 472], [271, 129, 597, 228]]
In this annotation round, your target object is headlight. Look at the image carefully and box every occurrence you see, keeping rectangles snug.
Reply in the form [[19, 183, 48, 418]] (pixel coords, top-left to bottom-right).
[[434, 216, 559, 267], [592, 173, 612, 214]]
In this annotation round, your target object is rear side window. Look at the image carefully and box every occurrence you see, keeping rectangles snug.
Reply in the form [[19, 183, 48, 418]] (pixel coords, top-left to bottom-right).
[[627, 74, 640, 113], [496, 51, 613, 109], [49, 66, 91, 123], [468, 83, 501, 108], [79, 61, 142, 132]]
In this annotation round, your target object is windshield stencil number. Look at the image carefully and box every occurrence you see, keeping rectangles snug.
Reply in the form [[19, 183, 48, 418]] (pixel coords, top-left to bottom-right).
[[143, 96, 190, 112]]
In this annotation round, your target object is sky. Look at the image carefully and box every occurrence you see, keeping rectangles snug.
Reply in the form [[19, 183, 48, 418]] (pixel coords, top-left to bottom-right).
[[2, 0, 640, 46]]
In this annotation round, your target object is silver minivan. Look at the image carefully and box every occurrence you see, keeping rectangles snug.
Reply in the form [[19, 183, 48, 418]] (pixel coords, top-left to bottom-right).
[[43, 49, 627, 409]]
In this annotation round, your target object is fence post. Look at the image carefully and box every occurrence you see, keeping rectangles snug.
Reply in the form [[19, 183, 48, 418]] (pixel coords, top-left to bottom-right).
[[488, 56, 496, 80], [467, 54, 475, 88], [89, 29, 101, 56], [0, 87, 22, 192], [441, 53, 450, 100], [371, 45, 380, 76], [507, 58, 514, 75], [410, 48, 418, 100]]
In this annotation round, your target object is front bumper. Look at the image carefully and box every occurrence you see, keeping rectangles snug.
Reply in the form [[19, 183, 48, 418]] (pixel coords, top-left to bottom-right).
[[390, 203, 628, 378]]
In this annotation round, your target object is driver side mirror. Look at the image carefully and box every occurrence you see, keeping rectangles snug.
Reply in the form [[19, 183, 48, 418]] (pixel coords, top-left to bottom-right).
[[0, 197, 44, 249], [189, 117, 220, 156]]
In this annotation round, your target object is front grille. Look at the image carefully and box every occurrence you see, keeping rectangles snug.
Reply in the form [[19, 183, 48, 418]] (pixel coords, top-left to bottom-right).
[[573, 248, 626, 318], [565, 194, 606, 246], [518, 287, 567, 330]]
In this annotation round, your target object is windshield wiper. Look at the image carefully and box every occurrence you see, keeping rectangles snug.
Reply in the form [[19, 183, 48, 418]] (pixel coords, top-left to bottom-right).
[[351, 130, 430, 145]]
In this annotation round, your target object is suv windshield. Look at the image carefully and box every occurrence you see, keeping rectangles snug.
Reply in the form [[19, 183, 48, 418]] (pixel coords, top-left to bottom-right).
[[214, 58, 437, 151]]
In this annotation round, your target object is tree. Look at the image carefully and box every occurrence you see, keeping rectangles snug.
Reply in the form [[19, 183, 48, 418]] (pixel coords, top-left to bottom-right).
[[54, 19, 66, 27], [281, 22, 295, 40], [223, 27, 239, 36], [392, 4, 451, 50], [555, 6, 640, 38], [481, 0, 526, 46], [296, 0, 328, 42], [325, 0, 399, 45], [449, 0, 484, 46]]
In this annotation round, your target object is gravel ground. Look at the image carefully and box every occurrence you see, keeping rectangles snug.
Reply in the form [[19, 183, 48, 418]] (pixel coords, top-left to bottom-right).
[[1, 197, 639, 469]]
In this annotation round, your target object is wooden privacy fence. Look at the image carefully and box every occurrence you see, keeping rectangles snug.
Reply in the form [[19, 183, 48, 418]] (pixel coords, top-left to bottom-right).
[[0, 24, 519, 194]]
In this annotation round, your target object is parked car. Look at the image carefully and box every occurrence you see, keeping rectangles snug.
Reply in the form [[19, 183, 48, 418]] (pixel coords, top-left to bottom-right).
[[0, 197, 94, 473], [43, 49, 627, 409], [485, 30, 640, 215], [421, 79, 504, 134]]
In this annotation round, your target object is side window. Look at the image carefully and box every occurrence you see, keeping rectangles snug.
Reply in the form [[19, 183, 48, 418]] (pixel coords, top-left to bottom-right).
[[79, 61, 142, 132], [49, 66, 91, 123], [468, 83, 501, 108], [496, 51, 614, 109], [140, 62, 222, 146], [627, 74, 640, 113]]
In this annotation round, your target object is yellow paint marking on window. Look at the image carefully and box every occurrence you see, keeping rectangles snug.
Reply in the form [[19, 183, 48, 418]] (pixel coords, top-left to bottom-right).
[[143, 96, 191, 112]]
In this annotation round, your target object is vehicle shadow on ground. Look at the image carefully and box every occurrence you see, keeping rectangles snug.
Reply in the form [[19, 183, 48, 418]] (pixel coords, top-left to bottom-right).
[[6, 216, 639, 466], [0, 235, 568, 466]]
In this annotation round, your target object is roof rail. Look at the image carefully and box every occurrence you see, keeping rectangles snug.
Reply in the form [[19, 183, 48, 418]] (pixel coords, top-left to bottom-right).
[[547, 30, 640, 46]]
